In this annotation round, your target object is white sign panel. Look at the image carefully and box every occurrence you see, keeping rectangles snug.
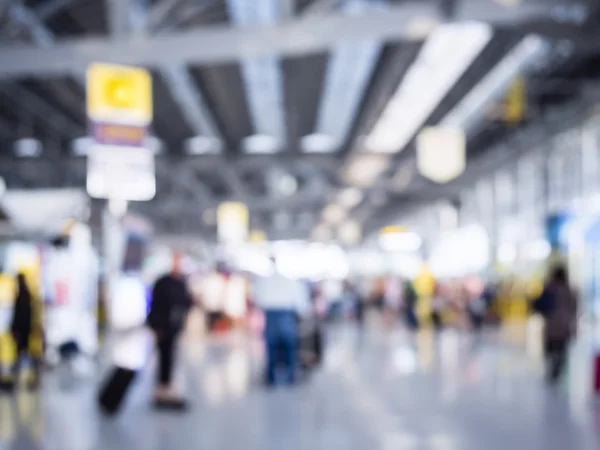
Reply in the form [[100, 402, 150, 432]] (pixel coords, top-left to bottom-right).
[[86, 145, 156, 201]]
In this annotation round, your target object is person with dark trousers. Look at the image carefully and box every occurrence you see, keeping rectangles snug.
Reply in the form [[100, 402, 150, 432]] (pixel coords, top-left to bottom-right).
[[535, 265, 577, 384], [253, 257, 309, 387], [9, 273, 38, 390], [147, 252, 192, 409]]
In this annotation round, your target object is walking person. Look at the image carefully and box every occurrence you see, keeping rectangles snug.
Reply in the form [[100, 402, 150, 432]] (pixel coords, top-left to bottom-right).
[[253, 257, 309, 387], [147, 251, 193, 408], [9, 273, 37, 390], [534, 265, 577, 384]]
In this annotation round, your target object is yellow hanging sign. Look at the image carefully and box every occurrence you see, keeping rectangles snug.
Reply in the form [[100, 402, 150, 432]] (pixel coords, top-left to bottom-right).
[[505, 77, 525, 124], [87, 63, 153, 125]]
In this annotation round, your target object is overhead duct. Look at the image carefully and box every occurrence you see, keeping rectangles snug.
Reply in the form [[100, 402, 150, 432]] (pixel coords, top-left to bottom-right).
[[306, 0, 382, 153], [226, 0, 286, 151]]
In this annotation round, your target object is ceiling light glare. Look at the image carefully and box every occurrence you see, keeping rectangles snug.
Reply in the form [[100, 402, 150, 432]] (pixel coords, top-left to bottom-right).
[[72, 137, 94, 156], [0, 176, 6, 197], [185, 136, 223, 155], [364, 22, 492, 154], [300, 133, 338, 153], [277, 174, 298, 196], [14, 138, 42, 158], [337, 187, 364, 209], [242, 134, 280, 154], [322, 203, 346, 225], [344, 154, 390, 187], [379, 231, 422, 253], [338, 220, 362, 246], [312, 224, 332, 242]]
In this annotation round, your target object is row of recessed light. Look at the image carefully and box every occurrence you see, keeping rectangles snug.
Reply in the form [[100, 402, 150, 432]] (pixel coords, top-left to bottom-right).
[[10, 132, 340, 158]]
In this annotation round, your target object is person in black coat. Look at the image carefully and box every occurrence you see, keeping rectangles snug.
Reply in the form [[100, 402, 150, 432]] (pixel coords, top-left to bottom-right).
[[10, 273, 33, 389], [147, 252, 192, 409]]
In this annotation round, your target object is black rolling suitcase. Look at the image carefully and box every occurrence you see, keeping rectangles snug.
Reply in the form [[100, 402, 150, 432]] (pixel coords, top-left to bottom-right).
[[98, 367, 137, 415]]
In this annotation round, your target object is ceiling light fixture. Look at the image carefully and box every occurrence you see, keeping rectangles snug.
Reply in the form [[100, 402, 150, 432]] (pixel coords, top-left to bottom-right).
[[337, 187, 364, 209], [364, 22, 492, 154], [344, 154, 390, 187], [14, 138, 42, 158], [72, 137, 94, 156], [322, 203, 346, 225], [242, 134, 280, 154], [300, 133, 338, 153], [185, 136, 223, 155]]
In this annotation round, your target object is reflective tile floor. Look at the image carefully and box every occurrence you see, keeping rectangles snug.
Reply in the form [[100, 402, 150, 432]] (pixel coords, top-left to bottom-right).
[[2, 322, 600, 450]]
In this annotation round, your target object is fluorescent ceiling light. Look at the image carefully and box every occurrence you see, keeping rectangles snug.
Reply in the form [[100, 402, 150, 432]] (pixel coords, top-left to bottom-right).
[[185, 136, 223, 155], [344, 154, 390, 187], [322, 203, 346, 225], [337, 187, 364, 209], [242, 134, 280, 154], [14, 138, 42, 157], [300, 133, 338, 153], [442, 34, 548, 131], [364, 22, 492, 154]]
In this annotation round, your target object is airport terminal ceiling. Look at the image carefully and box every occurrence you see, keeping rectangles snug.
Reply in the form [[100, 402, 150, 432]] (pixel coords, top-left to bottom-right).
[[0, 0, 599, 240]]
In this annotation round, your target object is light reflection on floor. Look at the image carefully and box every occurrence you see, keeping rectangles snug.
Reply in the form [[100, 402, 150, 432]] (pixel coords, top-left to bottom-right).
[[1, 322, 600, 450]]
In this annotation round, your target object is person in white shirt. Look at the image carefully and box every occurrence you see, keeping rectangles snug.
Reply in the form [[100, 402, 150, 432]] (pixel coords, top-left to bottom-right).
[[252, 258, 309, 386]]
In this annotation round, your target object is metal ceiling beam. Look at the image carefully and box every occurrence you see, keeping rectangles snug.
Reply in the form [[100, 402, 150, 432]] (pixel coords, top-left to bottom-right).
[[302, 0, 341, 16], [0, 0, 584, 77], [36, 0, 79, 20], [161, 65, 222, 138], [107, 0, 134, 36]]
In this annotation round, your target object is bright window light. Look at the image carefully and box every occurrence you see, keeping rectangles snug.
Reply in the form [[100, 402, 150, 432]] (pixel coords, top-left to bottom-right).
[[300, 133, 338, 153], [497, 243, 517, 265], [14, 138, 42, 157], [242, 134, 280, 154], [524, 239, 551, 261], [337, 187, 364, 209], [364, 22, 492, 154], [379, 231, 422, 252], [185, 136, 223, 155]]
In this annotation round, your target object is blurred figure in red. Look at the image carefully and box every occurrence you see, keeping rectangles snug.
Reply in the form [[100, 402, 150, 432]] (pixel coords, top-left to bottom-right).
[[534, 265, 577, 384], [147, 251, 192, 408]]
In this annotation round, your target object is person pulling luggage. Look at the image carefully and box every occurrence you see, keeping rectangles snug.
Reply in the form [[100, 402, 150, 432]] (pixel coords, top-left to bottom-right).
[[252, 256, 310, 387]]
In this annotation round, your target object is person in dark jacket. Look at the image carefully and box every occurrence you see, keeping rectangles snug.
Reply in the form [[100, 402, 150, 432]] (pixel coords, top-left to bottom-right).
[[10, 273, 33, 389], [535, 265, 577, 384], [147, 252, 192, 409]]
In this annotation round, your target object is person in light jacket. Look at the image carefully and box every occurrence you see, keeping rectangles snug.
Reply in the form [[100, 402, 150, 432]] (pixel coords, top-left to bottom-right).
[[252, 257, 309, 387]]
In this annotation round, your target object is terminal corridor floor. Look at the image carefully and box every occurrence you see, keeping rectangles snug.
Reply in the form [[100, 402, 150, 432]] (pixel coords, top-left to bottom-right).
[[1, 324, 600, 450]]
